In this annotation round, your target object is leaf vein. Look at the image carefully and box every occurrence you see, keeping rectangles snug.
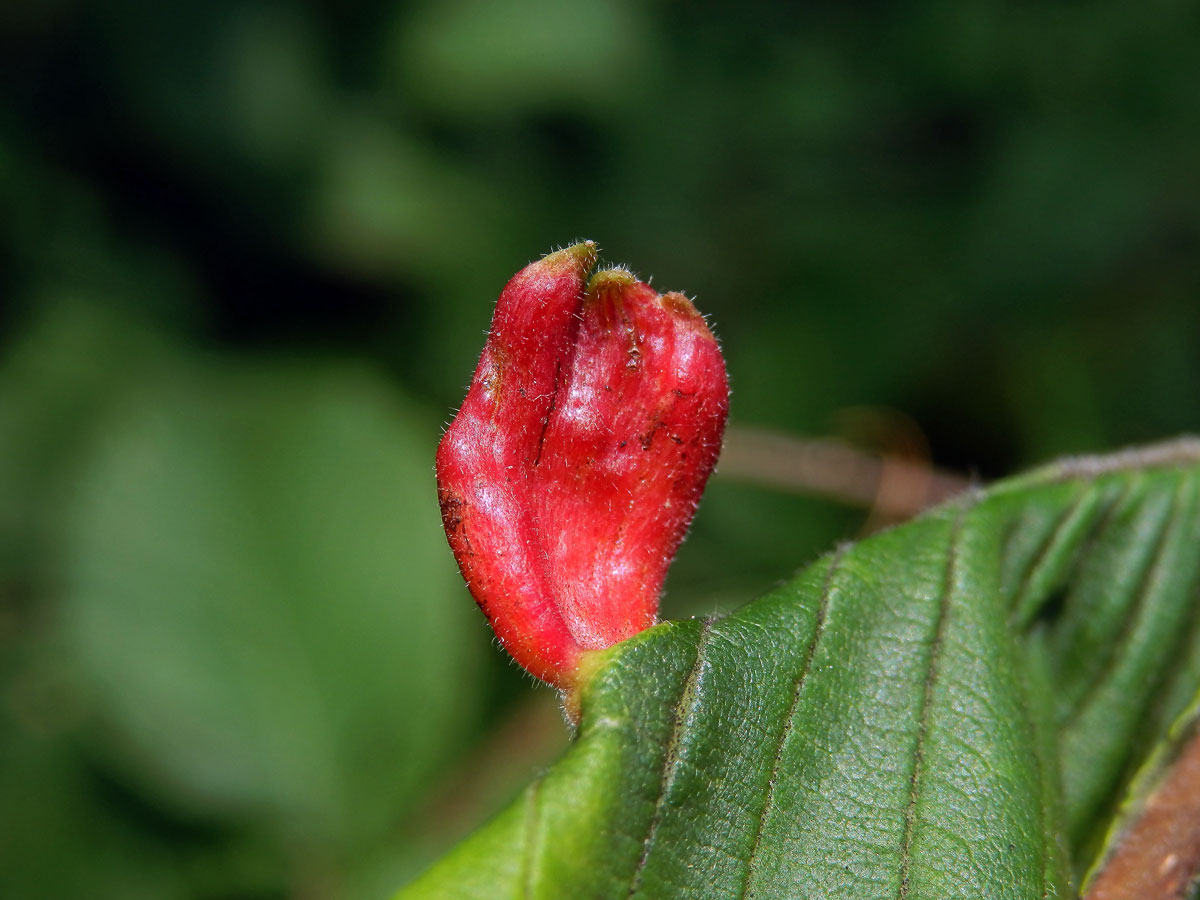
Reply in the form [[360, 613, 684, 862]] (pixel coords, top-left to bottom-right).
[[737, 546, 848, 900], [624, 617, 716, 898], [520, 773, 546, 899], [896, 502, 974, 900]]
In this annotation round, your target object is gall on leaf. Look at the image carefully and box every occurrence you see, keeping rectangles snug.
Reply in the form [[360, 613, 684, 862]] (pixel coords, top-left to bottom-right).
[[436, 242, 730, 690]]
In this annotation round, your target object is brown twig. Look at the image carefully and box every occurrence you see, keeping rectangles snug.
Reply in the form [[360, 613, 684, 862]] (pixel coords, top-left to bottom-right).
[[716, 424, 971, 523]]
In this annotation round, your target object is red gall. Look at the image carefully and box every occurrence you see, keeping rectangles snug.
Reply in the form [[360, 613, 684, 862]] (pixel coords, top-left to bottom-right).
[[436, 242, 729, 689]]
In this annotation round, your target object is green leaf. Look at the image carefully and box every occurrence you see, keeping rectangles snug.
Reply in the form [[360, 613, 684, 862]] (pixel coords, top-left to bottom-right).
[[0, 298, 170, 583], [58, 358, 484, 854], [398, 440, 1200, 899]]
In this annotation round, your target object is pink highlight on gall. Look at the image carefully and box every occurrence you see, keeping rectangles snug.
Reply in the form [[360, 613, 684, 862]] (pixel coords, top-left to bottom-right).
[[435, 242, 729, 689]]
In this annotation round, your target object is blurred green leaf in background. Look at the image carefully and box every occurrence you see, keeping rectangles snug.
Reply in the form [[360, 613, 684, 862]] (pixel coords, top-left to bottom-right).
[[2, 0, 1199, 897]]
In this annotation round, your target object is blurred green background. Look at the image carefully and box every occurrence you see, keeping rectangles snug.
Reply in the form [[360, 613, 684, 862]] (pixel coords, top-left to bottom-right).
[[1, 1, 1198, 897]]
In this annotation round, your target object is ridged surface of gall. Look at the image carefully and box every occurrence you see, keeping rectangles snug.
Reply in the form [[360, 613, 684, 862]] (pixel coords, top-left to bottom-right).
[[436, 242, 729, 688]]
